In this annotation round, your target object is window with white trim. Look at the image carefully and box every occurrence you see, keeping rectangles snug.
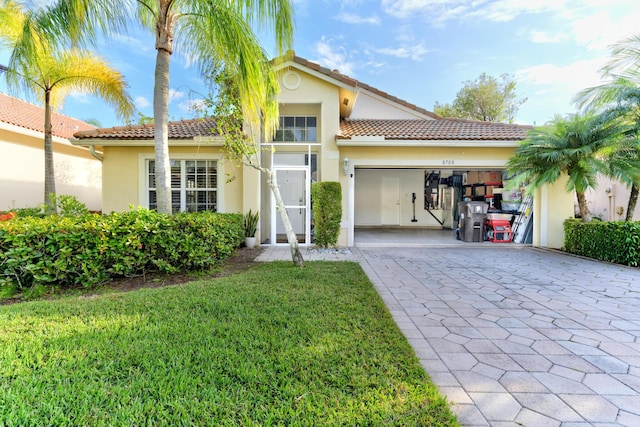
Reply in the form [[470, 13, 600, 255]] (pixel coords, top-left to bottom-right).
[[273, 116, 317, 142], [147, 160, 217, 213]]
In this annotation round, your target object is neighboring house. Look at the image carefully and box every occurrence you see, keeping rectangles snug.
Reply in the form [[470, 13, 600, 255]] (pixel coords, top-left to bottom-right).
[[71, 53, 574, 248], [585, 176, 640, 221], [0, 92, 100, 211]]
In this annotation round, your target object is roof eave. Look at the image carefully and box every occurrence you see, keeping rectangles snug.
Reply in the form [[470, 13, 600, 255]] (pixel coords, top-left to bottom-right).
[[70, 136, 225, 147], [335, 138, 522, 147]]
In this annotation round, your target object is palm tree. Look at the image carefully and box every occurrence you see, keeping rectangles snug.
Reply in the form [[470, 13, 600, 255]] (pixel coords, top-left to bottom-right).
[[35, 0, 294, 215], [506, 113, 627, 222], [38, 0, 301, 264], [574, 34, 640, 220], [1, 1, 135, 214]]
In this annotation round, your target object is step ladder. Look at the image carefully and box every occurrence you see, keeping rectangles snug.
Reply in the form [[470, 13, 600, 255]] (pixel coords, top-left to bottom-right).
[[512, 194, 533, 243]]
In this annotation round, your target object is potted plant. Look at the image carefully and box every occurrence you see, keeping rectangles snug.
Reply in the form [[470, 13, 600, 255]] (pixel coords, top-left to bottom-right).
[[243, 209, 259, 248]]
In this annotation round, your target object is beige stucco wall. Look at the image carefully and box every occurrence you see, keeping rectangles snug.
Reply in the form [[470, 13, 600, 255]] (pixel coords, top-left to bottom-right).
[[349, 92, 434, 120], [100, 145, 244, 214], [1, 127, 101, 211], [532, 175, 573, 249], [274, 69, 346, 244]]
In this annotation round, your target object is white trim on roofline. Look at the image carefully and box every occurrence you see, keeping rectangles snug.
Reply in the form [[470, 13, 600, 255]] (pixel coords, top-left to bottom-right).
[[70, 136, 225, 147], [336, 139, 520, 147], [352, 158, 510, 168]]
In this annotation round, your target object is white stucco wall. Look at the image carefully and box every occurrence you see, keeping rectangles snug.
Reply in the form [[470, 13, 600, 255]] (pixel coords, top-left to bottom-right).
[[0, 130, 101, 211], [585, 175, 638, 221]]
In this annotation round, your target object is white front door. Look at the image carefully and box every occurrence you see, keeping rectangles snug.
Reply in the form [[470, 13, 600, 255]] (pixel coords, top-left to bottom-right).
[[381, 177, 400, 225], [272, 167, 309, 244]]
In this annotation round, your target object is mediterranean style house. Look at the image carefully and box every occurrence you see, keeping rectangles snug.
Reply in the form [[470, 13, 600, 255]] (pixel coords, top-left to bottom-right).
[[0, 93, 100, 211], [71, 52, 575, 248]]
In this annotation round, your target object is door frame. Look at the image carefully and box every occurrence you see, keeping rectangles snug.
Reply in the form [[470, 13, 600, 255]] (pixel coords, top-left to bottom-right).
[[271, 165, 310, 246]]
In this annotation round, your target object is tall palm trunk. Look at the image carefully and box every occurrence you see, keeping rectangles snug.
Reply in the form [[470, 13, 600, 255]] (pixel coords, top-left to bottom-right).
[[626, 182, 639, 221], [43, 89, 56, 214], [153, 48, 172, 214], [153, 2, 174, 215], [576, 191, 591, 222]]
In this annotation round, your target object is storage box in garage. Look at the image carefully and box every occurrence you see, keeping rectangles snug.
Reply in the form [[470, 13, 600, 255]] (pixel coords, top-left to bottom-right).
[[482, 171, 501, 182], [466, 171, 480, 184]]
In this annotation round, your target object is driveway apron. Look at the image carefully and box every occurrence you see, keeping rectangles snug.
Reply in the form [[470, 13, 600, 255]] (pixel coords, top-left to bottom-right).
[[356, 247, 640, 426]]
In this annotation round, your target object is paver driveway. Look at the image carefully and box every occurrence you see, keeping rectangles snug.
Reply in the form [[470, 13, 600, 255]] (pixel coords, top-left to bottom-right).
[[355, 247, 640, 426]]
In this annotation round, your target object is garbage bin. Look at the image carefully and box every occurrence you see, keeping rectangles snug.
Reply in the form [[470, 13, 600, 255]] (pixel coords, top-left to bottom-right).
[[457, 201, 488, 242]]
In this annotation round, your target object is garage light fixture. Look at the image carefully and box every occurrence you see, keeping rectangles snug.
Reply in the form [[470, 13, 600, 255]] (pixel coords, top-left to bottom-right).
[[342, 157, 350, 176]]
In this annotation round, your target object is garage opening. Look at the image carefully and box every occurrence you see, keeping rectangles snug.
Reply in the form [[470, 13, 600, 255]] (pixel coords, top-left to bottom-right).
[[353, 168, 533, 246]]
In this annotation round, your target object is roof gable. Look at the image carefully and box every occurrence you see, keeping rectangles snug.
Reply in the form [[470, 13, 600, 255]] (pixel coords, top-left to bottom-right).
[[279, 52, 438, 120], [0, 92, 95, 139]]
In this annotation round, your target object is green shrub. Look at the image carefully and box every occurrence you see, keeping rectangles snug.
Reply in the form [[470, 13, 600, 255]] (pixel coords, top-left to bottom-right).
[[8, 194, 89, 219], [564, 219, 640, 266], [0, 209, 244, 296], [51, 194, 90, 216], [13, 207, 45, 218], [311, 182, 342, 248]]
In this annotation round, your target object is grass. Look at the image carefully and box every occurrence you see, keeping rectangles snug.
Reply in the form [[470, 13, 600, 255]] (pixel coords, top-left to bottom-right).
[[0, 261, 458, 426]]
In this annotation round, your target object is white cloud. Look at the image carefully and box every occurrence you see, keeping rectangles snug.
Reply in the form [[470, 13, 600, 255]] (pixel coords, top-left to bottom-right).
[[178, 98, 206, 115], [569, 6, 640, 51], [517, 58, 605, 90], [169, 89, 186, 101], [527, 30, 566, 44], [334, 12, 381, 25], [515, 58, 608, 122], [313, 37, 356, 75], [374, 43, 429, 61], [135, 96, 150, 109], [110, 32, 154, 55], [67, 90, 91, 104]]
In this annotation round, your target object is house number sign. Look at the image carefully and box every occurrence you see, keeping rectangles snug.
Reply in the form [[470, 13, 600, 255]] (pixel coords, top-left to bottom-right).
[[442, 160, 455, 166]]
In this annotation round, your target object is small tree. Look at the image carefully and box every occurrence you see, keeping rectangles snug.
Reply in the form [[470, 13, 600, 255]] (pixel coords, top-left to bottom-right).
[[311, 182, 342, 248], [434, 73, 527, 123], [209, 69, 304, 267]]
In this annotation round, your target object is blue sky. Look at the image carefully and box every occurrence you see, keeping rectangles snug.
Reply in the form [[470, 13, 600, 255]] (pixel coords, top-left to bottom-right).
[[3, 0, 640, 128]]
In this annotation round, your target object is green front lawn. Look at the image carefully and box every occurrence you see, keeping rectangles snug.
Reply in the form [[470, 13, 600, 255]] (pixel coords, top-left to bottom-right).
[[0, 261, 458, 426]]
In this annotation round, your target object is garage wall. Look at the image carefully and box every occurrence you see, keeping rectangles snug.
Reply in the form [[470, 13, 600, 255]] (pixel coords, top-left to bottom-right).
[[355, 169, 454, 227]]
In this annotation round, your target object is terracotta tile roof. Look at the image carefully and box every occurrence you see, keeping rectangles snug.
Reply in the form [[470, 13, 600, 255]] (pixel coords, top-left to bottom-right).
[[338, 118, 531, 141], [73, 117, 220, 140], [287, 52, 439, 119], [0, 92, 96, 139]]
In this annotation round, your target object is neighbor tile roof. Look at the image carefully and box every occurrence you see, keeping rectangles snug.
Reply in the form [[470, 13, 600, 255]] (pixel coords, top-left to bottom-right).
[[0, 92, 95, 139], [73, 117, 220, 140], [338, 118, 531, 141]]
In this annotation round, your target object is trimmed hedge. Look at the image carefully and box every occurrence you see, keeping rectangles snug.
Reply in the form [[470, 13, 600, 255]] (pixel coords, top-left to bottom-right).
[[311, 181, 342, 247], [564, 219, 640, 267], [0, 210, 244, 294]]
